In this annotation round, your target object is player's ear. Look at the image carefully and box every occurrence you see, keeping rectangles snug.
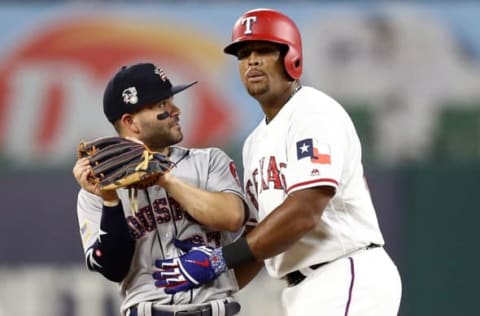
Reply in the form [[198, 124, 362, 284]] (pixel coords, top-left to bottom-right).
[[120, 113, 140, 135]]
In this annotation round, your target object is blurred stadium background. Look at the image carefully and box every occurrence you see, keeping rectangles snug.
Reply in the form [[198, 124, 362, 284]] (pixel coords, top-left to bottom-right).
[[0, 0, 478, 315]]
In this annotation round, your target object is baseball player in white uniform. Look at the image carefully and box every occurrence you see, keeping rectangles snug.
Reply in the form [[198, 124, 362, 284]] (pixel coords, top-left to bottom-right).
[[73, 63, 246, 316], [152, 8, 402, 316]]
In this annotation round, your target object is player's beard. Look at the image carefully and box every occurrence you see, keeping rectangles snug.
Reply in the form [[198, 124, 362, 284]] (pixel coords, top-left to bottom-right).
[[246, 81, 269, 97], [142, 122, 183, 151]]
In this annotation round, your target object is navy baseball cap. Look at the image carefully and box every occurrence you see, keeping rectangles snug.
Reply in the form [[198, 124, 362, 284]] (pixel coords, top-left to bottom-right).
[[103, 62, 197, 123]]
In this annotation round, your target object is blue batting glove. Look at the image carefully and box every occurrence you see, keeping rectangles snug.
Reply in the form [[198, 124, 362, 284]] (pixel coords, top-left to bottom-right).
[[153, 246, 227, 294]]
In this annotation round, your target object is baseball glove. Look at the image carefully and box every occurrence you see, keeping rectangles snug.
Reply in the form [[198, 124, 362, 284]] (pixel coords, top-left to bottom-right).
[[78, 136, 174, 191]]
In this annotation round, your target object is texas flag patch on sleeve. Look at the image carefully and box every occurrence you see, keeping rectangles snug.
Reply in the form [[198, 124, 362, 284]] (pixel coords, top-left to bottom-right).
[[296, 138, 331, 164]]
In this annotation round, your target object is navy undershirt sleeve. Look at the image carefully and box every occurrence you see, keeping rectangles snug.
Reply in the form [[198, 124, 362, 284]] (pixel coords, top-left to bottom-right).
[[86, 203, 135, 282]]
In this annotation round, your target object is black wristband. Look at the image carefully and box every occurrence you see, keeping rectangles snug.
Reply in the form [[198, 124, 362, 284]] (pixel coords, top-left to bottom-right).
[[222, 237, 257, 269]]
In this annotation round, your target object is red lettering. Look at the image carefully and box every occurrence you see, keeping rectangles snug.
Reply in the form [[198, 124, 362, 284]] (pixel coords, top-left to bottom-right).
[[280, 162, 287, 190], [266, 156, 283, 189], [254, 156, 287, 194], [252, 168, 259, 194], [259, 157, 268, 191], [245, 179, 259, 210]]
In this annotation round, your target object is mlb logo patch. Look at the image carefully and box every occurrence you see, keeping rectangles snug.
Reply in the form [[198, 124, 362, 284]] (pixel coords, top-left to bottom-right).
[[296, 138, 331, 164], [122, 87, 138, 104]]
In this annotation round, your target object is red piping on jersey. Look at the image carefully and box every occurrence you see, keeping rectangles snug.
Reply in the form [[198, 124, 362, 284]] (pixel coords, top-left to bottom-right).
[[286, 178, 338, 193]]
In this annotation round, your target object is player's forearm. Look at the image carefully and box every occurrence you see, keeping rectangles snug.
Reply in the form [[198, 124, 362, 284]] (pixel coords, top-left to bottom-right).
[[160, 175, 244, 231], [215, 187, 333, 274], [85, 203, 135, 282], [232, 225, 264, 288], [234, 260, 264, 289], [246, 187, 333, 260], [247, 207, 316, 259]]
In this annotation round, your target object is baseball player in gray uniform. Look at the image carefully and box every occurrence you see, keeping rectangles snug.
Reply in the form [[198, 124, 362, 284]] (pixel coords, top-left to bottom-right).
[[153, 8, 402, 316], [72, 63, 246, 316]]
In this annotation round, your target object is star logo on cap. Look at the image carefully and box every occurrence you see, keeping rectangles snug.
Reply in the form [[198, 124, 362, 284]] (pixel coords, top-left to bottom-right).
[[154, 66, 168, 82], [122, 87, 138, 104]]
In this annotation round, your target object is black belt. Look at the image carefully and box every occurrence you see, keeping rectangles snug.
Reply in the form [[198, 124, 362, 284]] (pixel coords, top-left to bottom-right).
[[129, 301, 240, 316], [284, 243, 381, 287]]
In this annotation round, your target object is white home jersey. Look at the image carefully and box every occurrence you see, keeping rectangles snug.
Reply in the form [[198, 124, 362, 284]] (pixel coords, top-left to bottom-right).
[[77, 146, 247, 314], [242, 86, 385, 279]]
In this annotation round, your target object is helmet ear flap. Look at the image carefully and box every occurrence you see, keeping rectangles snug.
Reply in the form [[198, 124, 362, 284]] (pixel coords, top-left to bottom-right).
[[284, 47, 302, 80]]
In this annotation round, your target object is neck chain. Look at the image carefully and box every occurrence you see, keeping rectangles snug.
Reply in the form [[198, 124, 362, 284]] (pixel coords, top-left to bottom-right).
[[265, 81, 302, 124]]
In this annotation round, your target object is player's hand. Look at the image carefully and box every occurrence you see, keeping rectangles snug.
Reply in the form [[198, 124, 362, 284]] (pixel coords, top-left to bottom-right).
[[73, 158, 118, 201], [152, 246, 227, 294], [73, 158, 99, 193], [156, 169, 176, 189]]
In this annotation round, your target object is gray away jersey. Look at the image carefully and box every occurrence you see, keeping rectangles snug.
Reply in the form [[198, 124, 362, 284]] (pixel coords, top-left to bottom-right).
[[76, 146, 251, 314]]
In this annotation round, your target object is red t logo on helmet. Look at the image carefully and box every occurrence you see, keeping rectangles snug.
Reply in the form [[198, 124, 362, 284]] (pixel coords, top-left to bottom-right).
[[241, 16, 257, 35]]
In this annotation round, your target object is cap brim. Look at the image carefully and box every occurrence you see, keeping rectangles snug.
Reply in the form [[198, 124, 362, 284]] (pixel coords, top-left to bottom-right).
[[224, 42, 241, 55], [133, 80, 198, 111], [171, 81, 198, 96], [224, 40, 289, 56]]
